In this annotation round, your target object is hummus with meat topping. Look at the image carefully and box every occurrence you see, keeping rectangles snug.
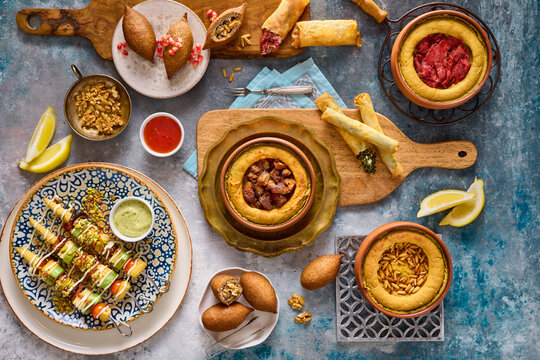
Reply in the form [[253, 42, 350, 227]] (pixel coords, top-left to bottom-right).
[[398, 15, 488, 103], [362, 230, 448, 314], [225, 144, 311, 225]]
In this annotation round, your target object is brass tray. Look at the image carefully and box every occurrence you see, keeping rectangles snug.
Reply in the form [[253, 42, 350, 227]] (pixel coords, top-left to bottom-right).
[[198, 116, 341, 257]]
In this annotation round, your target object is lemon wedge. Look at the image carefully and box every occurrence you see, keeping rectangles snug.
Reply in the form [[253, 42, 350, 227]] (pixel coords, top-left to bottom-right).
[[440, 178, 485, 227], [19, 135, 73, 173], [24, 107, 57, 163], [417, 189, 475, 218]]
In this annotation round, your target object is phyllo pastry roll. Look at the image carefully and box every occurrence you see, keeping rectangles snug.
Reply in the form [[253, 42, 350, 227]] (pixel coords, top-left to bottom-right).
[[260, 0, 310, 55], [291, 20, 362, 48]]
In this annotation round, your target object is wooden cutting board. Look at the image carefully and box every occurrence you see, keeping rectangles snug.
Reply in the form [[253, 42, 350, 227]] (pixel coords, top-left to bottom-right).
[[197, 109, 477, 207], [16, 0, 308, 60]]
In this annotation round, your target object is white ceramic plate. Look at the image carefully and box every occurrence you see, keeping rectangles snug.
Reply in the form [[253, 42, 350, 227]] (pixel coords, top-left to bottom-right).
[[112, 0, 210, 99], [198, 268, 279, 353], [0, 163, 192, 355]]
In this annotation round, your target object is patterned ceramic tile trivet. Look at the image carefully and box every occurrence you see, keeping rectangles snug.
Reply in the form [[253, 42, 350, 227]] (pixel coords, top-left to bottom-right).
[[335, 235, 444, 342]]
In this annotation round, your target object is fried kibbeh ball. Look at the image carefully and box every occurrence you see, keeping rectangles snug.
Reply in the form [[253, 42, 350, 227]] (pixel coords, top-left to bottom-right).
[[163, 13, 194, 79], [122, 5, 156, 63], [240, 271, 278, 313], [300, 254, 344, 290], [211, 274, 243, 305], [201, 302, 253, 332]]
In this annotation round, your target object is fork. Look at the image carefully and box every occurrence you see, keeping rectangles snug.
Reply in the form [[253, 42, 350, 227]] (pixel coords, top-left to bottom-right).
[[224, 85, 313, 96]]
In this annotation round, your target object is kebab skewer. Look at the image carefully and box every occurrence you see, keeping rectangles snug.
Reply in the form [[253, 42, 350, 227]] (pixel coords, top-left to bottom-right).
[[28, 217, 153, 313], [43, 197, 170, 293], [15, 247, 132, 336]]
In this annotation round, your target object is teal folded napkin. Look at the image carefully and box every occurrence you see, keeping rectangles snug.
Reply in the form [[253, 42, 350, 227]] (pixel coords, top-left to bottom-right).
[[183, 58, 345, 178]]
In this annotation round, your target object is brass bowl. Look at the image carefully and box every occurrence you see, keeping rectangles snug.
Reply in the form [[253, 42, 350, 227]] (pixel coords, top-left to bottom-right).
[[390, 10, 492, 110], [64, 65, 132, 141], [219, 137, 316, 233], [354, 222, 453, 318]]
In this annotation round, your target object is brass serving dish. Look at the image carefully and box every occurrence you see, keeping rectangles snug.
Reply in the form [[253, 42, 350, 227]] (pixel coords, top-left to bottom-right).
[[64, 64, 132, 141], [198, 116, 341, 257]]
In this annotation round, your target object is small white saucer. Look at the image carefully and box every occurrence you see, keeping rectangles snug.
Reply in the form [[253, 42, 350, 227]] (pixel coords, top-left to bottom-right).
[[111, 0, 210, 99]]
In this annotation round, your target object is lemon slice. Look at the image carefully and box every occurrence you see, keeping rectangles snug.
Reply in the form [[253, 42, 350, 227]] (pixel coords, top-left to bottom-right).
[[24, 107, 57, 163], [417, 189, 475, 218], [19, 135, 73, 173], [440, 178, 485, 227]]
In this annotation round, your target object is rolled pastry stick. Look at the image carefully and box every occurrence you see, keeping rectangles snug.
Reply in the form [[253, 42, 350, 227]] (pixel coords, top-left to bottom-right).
[[260, 0, 309, 55], [351, 0, 387, 23], [315, 93, 371, 156], [291, 20, 361, 48], [321, 108, 399, 154], [354, 93, 404, 177]]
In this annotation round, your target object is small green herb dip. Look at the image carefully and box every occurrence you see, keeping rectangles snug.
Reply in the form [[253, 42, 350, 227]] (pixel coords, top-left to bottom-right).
[[113, 200, 152, 238]]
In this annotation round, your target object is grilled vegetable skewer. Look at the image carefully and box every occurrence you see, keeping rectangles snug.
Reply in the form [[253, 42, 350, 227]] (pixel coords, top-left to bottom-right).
[[28, 217, 153, 313], [44, 197, 169, 293], [15, 247, 132, 336]]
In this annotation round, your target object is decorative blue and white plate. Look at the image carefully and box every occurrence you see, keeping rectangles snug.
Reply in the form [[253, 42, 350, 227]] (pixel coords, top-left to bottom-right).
[[9, 163, 178, 331]]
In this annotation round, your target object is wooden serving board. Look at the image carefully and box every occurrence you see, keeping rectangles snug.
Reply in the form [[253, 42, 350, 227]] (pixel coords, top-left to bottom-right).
[[16, 0, 308, 60], [197, 109, 477, 207]]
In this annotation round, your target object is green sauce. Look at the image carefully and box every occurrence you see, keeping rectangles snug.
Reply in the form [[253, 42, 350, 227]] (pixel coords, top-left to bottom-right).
[[113, 200, 152, 238]]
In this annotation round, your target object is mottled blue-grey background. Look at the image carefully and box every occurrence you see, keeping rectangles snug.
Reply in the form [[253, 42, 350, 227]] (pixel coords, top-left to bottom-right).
[[0, 0, 538, 359]]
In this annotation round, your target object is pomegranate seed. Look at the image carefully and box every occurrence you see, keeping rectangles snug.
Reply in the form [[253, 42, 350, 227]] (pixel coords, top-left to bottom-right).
[[196, 43, 202, 51], [169, 49, 175, 56], [197, 54, 204, 61], [193, 60, 199, 66], [121, 42, 127, 47], [117, 43, 122, 50], [172, 46, 179, 52], [176, 37, 181, 43], [157, 47, 162, 54], [122, 49, 128, 56], [207, 9, 213, 17], [159, 53, 163, 59], [212, 11, 218, 17]]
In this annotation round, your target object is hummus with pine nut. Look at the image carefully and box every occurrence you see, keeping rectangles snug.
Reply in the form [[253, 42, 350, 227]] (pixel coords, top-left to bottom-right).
[[362, 230, 448, 314], [225, 144, 311, 225]]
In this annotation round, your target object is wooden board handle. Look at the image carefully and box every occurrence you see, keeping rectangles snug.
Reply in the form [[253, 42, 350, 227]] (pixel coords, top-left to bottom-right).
[[411, 141, 477, 170], [16, 8, 83, 36]]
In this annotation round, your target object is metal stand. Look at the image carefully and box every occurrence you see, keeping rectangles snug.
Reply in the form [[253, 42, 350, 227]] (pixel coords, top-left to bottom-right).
[[378, 2, 501, 125]]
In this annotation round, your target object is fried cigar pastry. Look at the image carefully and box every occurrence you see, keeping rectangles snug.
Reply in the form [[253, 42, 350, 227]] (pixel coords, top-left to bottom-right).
[[354, 93, 404, 177], [322, 108, 399, 154], [260, 0, 310, 55], [291, 20, 362, 48], [351, 0, 387, 23], [315, 93, 372, 156]]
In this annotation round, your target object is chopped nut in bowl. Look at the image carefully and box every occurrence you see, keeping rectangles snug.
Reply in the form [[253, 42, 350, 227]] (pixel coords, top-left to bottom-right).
[[64, 65, 132, 141]]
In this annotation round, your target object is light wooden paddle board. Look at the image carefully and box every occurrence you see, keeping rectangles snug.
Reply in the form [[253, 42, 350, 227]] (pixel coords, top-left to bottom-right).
[[196, 109, 477, 207]]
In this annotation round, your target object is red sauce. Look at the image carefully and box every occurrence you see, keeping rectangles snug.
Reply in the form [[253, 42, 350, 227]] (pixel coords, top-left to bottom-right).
[[414, 33, 471, 89], [143, 116, 182, 154]]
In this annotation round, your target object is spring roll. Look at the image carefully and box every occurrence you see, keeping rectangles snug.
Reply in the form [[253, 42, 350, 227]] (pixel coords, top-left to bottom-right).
[[315, 93, 370, 156], [322, 108, 399, 154], [291, 20, 362, 48], [260, 0, 310, 55], [354, 93, 404, 177], [351, 0, 387, 23]]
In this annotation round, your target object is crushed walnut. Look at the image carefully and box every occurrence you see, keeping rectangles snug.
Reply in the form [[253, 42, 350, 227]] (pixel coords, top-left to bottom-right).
[[288, 293, 305, 310], [294, 311, 312, 324], [242, 158, 296, 210], [75, 83, 124, 135]]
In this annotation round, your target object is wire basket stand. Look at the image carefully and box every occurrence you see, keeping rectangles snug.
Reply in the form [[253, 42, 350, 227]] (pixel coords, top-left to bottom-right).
[[378, 2, 501, 126]]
